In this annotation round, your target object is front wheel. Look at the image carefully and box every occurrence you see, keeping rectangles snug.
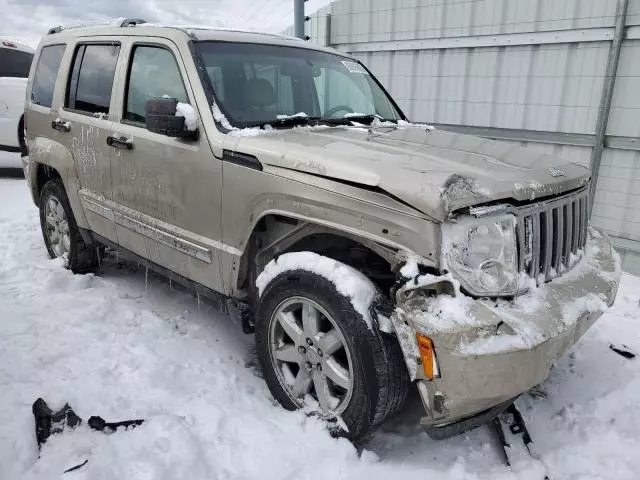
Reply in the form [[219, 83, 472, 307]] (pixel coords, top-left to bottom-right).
[[39, 179, 102, 274], [255, 266, 409, 441]]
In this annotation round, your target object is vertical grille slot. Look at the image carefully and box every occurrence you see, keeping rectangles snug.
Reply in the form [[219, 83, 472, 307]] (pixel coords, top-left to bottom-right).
[[571, 200, 580, 253], [563, 203, 572, 269], [553, 206, 562, 276], [530, 212, 540, 280], [579, 197, 588, 249], [517, 219, 526, 273], [542, 210, 553, 278]]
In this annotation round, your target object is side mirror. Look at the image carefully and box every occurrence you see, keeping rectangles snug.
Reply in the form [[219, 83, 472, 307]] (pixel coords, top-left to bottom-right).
[[144, 97, 198, 140]]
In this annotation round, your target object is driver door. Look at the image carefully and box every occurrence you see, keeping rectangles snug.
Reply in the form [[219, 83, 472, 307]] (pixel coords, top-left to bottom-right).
[[110, 38, 224, 292]]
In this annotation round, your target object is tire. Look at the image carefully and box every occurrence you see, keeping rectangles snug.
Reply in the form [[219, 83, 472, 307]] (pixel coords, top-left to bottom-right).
[[39, 179, 102, 274], [378, 335, 410, 421], [255, 267, 410, 442]]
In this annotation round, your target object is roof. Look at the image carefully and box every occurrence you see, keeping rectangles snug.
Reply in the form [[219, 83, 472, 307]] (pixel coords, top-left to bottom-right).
[[41, 19, 340, 56]]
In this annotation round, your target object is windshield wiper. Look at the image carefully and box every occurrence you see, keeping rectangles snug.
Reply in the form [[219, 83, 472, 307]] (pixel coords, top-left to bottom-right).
[[244, 116, 319, 129], [243, 114, 395, 129], [320, 114, 390, 126]]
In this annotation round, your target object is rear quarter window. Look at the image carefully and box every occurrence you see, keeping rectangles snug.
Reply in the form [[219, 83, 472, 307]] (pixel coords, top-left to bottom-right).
[[31, 44, 66, 108], [0, 47, 33, 78]]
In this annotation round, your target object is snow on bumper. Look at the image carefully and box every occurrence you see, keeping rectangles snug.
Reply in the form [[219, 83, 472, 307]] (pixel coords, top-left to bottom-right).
[[390, 227, 621, 427]]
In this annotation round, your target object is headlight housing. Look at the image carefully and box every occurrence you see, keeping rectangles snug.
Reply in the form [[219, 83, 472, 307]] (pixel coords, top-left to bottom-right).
[[442, 213, 518, 296]]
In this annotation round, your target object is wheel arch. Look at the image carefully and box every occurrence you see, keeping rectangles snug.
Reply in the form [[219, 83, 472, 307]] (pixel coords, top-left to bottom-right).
[[236, 212, 401, 300], [26, 137, 89, 229]]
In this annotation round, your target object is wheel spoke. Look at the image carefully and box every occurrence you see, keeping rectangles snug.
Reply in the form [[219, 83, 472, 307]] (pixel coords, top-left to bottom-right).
[[312, 371, 331, 411], [273, 345, 302, 364], [45, 214, 56, 228], [277, 311, 303, 345], [47, 199, 57, 217], [317, 329, 342, 356], [62, 233, 71, 252], [292, 369, 313, 398], [55, 202, 65, 221], [324, 357, 350, 390], [302, 302, 320, 338], [49, 229, 60, 244]]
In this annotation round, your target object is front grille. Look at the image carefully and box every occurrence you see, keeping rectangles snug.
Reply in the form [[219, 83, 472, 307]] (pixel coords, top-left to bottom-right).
[[516, 187, 589, 283]]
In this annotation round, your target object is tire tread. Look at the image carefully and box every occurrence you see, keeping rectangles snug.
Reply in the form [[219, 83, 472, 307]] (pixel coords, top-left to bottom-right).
[[39, 179, 102, 274]]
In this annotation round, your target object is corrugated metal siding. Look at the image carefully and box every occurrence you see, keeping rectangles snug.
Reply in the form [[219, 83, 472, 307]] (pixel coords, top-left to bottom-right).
[[298, 0, 640, 274], [607, 39, 640, 137], [592, 149, 640, 242], [330, 0, 618, 43]]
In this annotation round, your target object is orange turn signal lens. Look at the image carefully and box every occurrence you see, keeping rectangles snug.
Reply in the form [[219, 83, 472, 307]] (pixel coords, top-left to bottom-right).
[[416, 334, 439, 380]]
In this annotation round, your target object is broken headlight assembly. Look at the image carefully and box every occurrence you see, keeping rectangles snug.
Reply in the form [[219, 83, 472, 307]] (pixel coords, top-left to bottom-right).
[[441, 214, 518, 296]]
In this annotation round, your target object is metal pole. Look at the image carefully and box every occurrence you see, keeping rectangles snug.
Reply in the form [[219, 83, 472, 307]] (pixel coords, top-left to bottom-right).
[[294, 0, 305, 39], [589, 0, 629, 211], [325, 13, 332, 47]]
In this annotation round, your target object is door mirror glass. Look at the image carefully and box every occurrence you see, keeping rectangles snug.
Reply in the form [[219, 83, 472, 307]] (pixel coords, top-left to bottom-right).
[[144, 97, 198, 139]]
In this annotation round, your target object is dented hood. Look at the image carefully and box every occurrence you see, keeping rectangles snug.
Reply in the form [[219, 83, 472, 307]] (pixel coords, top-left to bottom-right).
[[231, 126, 591, 221]]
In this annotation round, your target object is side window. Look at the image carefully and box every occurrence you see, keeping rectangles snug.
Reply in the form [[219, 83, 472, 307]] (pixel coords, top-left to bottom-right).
[[0, 47, 33, 78], [66, 44, 120, 115], [125, 46, 188, 123], [31, 44, 65, 108]]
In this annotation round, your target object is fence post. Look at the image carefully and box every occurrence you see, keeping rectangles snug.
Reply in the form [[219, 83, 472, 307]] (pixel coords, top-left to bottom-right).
[[589, 0, 629, 212], [325, 14, 332, 47]]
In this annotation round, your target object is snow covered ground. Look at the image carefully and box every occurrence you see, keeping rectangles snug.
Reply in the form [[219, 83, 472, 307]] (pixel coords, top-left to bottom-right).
[[1, 176, 639, 480]]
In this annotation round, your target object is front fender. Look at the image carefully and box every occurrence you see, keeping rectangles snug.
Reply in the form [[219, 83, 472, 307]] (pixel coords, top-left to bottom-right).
[[27, 137, 88, 229], [221, 162, 440, 294]]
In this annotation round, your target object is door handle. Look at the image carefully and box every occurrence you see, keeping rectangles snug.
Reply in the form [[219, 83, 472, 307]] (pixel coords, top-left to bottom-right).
[[107, 135, 133, 150], [51, 118, 71, 132]]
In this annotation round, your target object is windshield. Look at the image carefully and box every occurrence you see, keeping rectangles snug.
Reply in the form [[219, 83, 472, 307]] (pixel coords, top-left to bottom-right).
[[195, 41, 404, 129]]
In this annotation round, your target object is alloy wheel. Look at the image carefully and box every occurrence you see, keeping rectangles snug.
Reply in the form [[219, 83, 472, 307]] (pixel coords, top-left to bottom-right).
[[44, 195, 70, 258], [268, 296, 354, 416]]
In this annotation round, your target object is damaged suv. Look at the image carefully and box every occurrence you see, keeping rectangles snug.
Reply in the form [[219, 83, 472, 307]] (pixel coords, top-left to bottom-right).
[[24, 20, 621, 441]]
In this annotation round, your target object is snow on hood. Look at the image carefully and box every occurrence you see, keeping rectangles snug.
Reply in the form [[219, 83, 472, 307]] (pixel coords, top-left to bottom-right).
[[228, 126, 591, 220]]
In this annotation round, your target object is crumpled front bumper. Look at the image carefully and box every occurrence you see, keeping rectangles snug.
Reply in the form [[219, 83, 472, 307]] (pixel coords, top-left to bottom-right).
[[390, 227, 621, 429]]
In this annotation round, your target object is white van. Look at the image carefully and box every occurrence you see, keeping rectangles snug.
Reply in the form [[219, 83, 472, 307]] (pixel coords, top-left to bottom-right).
[[0, 39, 34, 168]]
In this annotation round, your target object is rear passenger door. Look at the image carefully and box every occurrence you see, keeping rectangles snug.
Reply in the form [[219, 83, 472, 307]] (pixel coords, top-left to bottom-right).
[[24, 44, 65, 164], [57, 40, 121, 242], [110, 38, 224, 292]]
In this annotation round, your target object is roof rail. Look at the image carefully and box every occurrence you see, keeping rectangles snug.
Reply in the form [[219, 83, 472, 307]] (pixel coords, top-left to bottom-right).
[[47, 18, 147, 35]]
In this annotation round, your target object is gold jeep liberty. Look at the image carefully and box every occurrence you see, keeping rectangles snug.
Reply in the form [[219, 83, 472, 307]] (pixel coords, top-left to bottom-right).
[[23, 19, 621, 441]]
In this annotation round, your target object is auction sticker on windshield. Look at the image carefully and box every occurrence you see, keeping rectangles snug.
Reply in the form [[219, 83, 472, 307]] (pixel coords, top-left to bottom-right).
[[342, 60, 368, 74]]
